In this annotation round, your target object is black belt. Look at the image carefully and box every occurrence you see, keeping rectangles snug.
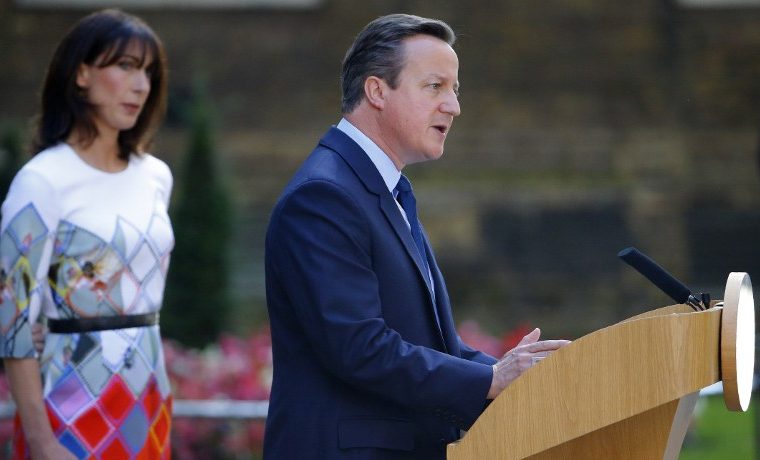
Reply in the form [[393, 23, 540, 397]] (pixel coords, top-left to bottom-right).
[[48, 312, 159, 333]]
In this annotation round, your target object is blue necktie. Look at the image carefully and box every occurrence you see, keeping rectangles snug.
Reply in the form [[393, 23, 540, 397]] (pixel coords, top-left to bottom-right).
[[395, 175, 430, 281]]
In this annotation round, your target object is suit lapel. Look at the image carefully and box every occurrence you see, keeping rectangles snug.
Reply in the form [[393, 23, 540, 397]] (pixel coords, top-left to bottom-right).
[[320, 128, 435, 298], [319, 128, 442, 340], [426, 238, 458, 355], [378, 197, 435, 295]]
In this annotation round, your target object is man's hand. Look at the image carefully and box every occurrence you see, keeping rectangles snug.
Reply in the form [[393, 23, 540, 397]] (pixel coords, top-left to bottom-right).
[[487, 328, 570, 399]]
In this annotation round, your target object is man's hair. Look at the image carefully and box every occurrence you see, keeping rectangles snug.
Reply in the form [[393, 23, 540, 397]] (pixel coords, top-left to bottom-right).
[[340, 14, 455, 114]]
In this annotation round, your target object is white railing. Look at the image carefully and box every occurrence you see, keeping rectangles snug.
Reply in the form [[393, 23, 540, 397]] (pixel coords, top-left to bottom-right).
[[0, 399, 269, 420], [0, 385, 736, 420]]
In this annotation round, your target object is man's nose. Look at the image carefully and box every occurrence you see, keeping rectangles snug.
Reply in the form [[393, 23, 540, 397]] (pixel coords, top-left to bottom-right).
[[441, 91, 461, 117]]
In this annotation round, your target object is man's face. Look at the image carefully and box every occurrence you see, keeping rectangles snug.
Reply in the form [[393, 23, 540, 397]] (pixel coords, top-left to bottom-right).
[[379, 35, 460, 168]]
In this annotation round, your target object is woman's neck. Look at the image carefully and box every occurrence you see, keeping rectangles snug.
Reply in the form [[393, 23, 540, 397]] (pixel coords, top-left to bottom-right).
[[66, 130, 128, 173]]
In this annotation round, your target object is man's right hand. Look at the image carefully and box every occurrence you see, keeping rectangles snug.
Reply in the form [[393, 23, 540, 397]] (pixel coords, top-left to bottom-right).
[[487, 328, 570, 399]]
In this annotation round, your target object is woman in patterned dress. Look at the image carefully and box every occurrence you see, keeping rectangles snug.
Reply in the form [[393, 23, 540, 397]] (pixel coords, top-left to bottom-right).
[[0, 9, 173, 459]]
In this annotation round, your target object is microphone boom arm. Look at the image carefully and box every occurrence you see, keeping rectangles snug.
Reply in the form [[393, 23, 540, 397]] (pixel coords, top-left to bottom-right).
[[618, 247, 710, 311]]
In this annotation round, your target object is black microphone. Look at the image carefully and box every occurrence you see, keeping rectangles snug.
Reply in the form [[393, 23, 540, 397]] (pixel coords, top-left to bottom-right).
[[618, 247, 708, 311]]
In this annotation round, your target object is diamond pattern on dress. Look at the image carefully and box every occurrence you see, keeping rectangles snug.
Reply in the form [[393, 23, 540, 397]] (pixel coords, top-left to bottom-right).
[[142, 270, 164, 309], [146, 212, 173, 257], [112, 217, 141, 262], [98, 434, 131, 460], [0, 290, 21, 332], [68, 286, 104, 316], [143, 430, 163, 459], [120, 405, 149, 453], [3, 204, 49, 261], [150, 403, 171, 448], [46, 402, 65, 436], [101, 329, 135, 372], [141, 378, 161, 422], [113, 269, 140, 313], [48, 371, 94, 422], [63, 222, 105, 256], [121, 348, 152, 397], [48, 220, 169, 319], [129, 241, 158, 282], [5, 301, 28, 334], [59, 429, 88, 459], [8, 259, 32, 309], [98, 375, 136, 424], [137, 329, 157, 366], [72, 404, 113, 451], [78, 347, 113, 396], [4, 198, 174, 458], [157, 373, 171, 400]]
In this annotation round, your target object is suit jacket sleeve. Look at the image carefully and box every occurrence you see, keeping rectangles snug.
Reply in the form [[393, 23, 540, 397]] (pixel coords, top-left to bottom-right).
[[267, 178, 493, 429], [458, 338, 498, 366]]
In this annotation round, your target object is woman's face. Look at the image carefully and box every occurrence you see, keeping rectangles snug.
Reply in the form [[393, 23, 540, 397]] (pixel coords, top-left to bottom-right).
[[76, 40, 153, 138]]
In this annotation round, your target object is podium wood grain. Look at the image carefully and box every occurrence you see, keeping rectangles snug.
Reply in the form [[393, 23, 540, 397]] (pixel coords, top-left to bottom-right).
[[447, 305, 722, 460]]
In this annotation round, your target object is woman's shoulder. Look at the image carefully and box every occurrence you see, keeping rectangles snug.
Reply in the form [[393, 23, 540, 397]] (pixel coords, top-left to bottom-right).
[[13, 143, 76, 187], [22, 143, 76, 175], [133, 152, 173, 188], [1, 145, 73, 219], [133, 152, 170, 174]]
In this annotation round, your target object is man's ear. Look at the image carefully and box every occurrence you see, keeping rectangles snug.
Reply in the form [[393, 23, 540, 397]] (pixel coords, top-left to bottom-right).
[[363, 76, 387, 110], [75, 63, 91, 89]]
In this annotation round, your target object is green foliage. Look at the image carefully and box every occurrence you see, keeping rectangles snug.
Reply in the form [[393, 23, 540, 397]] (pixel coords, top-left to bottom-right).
[[680, 395, 756, 459], [162, 86, 232, 348]]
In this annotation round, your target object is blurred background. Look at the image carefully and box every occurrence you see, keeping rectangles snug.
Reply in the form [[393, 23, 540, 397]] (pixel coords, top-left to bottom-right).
[[0, 0, 758, 458]]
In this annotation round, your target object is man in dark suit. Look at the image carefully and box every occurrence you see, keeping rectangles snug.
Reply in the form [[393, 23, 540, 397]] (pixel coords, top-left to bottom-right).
[[264, 14, 569, 459]]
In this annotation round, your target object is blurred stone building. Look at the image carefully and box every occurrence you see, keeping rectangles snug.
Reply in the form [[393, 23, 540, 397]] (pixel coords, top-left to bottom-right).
[[1, 0, 758, 337]]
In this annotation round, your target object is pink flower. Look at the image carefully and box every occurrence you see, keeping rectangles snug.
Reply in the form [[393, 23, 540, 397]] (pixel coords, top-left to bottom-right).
[[0, 320, 525, 457]]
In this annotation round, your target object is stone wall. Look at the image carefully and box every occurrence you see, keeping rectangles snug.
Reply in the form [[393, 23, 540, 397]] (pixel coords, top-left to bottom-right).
[[1, 0, 758, 337]]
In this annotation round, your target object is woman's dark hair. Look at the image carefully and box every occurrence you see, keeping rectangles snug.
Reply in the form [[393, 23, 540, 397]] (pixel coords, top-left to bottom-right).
[[32, 9, 168, 159], [341, 14, 455, 114]]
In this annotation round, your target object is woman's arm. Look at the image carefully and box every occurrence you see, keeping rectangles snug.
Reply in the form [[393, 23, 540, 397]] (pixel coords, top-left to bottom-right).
[[4, 358, 76, 460]]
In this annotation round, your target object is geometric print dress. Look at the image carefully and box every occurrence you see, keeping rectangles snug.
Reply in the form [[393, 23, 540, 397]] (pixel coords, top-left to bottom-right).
[[0, 143, 174, 459]]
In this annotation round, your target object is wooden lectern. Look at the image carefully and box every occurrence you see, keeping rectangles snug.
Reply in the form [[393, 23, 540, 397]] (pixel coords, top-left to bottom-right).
[[447, 272, 755, 460]]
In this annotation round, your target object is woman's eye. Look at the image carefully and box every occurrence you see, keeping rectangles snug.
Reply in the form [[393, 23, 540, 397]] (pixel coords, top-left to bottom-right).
[[118, 61, 135, 70]]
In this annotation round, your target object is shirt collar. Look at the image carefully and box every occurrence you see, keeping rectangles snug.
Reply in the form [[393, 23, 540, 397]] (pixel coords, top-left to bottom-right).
[[336, 118, 401, 194]]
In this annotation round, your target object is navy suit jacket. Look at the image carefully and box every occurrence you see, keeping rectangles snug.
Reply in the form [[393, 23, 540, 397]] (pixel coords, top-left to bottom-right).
[[264, 127, 496, 459]]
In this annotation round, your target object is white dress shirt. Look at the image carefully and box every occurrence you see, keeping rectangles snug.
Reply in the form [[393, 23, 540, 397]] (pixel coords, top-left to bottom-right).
[[336, 118, 436, 299]]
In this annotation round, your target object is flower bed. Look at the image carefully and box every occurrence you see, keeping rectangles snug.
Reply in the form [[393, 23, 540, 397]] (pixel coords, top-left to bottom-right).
[[0, 322, 523, 458]]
